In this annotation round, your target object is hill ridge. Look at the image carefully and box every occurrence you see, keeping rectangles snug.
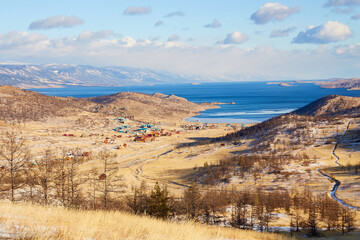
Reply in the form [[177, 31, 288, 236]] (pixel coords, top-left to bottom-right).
[[293, 95, 360, 116]]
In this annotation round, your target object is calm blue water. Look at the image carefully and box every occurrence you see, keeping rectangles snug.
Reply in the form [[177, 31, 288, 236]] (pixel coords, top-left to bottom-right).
[[30, 82, 360, 123]]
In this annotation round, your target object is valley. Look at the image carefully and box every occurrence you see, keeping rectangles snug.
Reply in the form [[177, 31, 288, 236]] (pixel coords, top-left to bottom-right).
[[0, 86, 359, 239]]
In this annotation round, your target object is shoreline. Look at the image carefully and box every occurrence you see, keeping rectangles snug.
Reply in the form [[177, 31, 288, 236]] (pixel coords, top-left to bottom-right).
[[184, 116, 259, 124]]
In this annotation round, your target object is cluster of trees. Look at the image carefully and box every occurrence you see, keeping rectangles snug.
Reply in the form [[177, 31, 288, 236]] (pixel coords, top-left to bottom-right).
[[0, 130, 123, 209], [0, 130, 171, 218], [193, 153, 312, 186], [125, 182, 356, 236], [220, 114, 340, 142], [180, 114, 338, 152]]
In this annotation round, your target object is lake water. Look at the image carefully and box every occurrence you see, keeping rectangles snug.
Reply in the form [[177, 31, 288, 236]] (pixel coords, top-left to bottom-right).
[[30, 82, 360, 124]]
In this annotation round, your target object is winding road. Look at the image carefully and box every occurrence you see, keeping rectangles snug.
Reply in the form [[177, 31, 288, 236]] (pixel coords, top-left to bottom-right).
[[317, 121, 360, 210]]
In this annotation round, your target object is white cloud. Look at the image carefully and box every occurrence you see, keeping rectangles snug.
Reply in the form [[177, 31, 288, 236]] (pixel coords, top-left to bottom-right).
[[167, 34, 180, 42], [164, 11, 185, 18], [0, 31, 48, 48], [335, 43, 360, 56], [351, 13, 360, 19], [292, 21, 352, 44], [123, 6, 151, 15], [155, 21, 164, 27], [76, 30, 114, 42], [324, 0, 360, 7], [0, 31, 359, 79], [29, 15, 83, 30], [119, 36, 137, 47], [270, 27, 296, 38], [204, 19, 221, 28], [251, 2, 300, 24], [220, 32, 248, 44]]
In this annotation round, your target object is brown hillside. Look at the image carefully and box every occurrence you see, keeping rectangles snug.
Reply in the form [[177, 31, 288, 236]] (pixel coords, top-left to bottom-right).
[[320, 78, 360, 89], [89, 92, 217, 122], [0, 85, 92, 122], [0, 86, 216, 123], [293, 95, 360, 116]]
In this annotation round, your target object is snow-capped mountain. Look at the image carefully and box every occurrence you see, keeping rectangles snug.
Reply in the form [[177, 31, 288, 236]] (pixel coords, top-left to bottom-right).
[[0, 64, 188, 88]]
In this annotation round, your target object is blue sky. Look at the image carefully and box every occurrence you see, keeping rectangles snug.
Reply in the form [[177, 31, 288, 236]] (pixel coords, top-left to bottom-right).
[[1, 0, 360, 80]]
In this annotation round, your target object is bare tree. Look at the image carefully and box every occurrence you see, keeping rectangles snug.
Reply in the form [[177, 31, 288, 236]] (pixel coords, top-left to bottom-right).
[[66, 150, 83, 207], [23, 163, 37, 202], [35, 149, 55, 204], [0, 130, 30, 202], [182, 182, 201, 219], [230, 189, 250, 229], [54, 149, 68, 206], [86, 166, 101, 210], [54, 148, 83, 207], [125, 180, 148, 214], [341, 206, 356, 235], [305, 197, 319, 237], [98, 150, 124, 209]]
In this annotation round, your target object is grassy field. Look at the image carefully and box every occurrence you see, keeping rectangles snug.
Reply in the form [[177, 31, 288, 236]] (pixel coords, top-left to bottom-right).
[[0, 202, 290, 240]]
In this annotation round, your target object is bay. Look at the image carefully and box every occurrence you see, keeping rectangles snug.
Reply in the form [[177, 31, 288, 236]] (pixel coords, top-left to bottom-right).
[[30, 82, 360, 124]]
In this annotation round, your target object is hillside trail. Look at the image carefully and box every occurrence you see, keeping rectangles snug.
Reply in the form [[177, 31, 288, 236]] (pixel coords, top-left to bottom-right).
[[317, 121, 360, 210]]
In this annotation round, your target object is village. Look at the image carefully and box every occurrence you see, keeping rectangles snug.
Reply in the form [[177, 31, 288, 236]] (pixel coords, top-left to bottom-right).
[[57, 108, 241, 154]]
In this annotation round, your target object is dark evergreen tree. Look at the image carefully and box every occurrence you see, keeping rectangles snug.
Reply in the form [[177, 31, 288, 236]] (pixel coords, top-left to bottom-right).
[[147, 182, 170, 219]]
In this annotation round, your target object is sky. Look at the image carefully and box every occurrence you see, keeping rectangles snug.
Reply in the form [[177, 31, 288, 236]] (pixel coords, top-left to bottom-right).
[[1, 0, 360, 80]]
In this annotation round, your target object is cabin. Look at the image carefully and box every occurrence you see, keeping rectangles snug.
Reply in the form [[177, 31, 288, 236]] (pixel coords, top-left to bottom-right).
[[82, 152, 90, 157]]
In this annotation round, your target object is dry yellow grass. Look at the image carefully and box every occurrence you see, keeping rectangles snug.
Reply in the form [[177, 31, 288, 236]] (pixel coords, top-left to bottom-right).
[[0, 202, 290, 240]]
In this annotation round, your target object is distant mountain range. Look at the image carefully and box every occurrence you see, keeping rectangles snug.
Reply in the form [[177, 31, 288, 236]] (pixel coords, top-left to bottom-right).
[[3, 63, 357, 90], [0, 64, 190, 88], [0, 63, 267, 89]]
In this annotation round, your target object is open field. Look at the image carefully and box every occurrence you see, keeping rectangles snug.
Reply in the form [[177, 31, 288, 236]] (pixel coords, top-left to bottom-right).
[[10, 114, 358, 199], [2, 105, 360, 212], [10, 114, 242, 194]]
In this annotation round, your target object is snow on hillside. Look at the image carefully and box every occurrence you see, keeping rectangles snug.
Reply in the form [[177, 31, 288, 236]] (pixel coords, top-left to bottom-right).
[[0, 64, 188, 88]]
